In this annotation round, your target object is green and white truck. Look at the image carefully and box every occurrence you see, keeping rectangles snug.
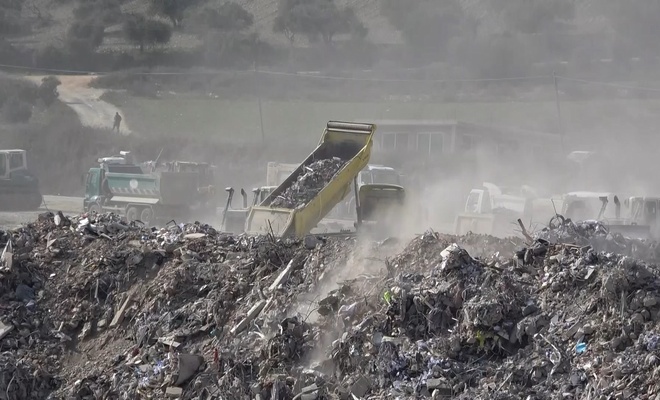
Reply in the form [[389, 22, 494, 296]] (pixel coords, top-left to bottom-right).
[[83, 152, 216, 224]]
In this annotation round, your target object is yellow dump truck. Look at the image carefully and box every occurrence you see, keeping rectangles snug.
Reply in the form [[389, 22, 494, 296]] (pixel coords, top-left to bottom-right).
[[244, 121, 376, 237]]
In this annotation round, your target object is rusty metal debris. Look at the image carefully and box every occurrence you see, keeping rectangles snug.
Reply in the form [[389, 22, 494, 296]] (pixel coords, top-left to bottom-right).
[[3, 212, 660, 399], [271, 158, 347, 209]]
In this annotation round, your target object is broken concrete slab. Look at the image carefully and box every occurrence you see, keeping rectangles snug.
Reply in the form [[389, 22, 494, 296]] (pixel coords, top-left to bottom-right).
[[268, 259, 296, 292], [0, 320, 14, 341], [174, 354, 204, 386], [166, 386, 183, 398], [109, 292, 134, 328], [158, 336, 182, 349], [349, 376, 371, 398], [230, 300, 266, 335]]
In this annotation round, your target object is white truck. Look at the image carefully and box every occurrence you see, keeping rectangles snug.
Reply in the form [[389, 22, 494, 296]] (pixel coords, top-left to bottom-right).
[[455, 186, 656, 240], [455, 182, 559, 238]]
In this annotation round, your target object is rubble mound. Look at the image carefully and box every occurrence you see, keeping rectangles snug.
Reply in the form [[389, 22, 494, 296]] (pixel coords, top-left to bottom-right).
[[3, 213, 660, 399], [271, 158, 347, 209]]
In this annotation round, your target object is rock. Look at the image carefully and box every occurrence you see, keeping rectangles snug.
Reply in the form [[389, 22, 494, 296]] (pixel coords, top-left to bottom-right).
[[522, 304, 538, 316], [644, 296, 658, 308], [0, 320, 14, 342], [632, 313, 645, 325], [78, 322, 92, 341], [439, 243, 472, 271], [15, 284, 35, 302], [304, 235, 322, 250], [300, 384, 319, 400], [174, 354, 204, 386], [166, 386, 183, 398], [350, 376, 371, 398]]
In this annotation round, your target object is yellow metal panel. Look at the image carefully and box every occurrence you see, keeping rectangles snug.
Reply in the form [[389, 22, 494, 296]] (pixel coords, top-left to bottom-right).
[[245, 121, 376, 237]]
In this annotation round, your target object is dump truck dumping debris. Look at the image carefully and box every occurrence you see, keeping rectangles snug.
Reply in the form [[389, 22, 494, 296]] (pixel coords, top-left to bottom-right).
[[271, 158, 347, 209], [4, 212, 660, 398]]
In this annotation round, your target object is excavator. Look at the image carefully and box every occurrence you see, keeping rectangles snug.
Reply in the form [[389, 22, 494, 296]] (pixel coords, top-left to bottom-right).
[[0, 149, 43, 211]]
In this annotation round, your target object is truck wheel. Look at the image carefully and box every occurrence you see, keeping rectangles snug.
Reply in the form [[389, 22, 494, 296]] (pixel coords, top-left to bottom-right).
[[88, 204, 102, 216], [140, 207, 154, 225], [125, 206, 139, 222]]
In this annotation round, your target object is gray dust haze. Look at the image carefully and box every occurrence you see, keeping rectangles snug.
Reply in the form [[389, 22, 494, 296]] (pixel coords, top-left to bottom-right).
[[2, 0, 660, 229]]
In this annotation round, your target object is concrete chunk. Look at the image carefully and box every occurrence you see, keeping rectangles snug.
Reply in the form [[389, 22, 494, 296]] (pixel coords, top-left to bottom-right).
[[158, 336, 182, 349], [350, 376, 371, 398], [109, 292, 133, 328], [0, 321, 14, 341], [268, 259, 295, 292], [230, 300, 266, 335], [166, 386, 183, 398], [174, 354, 204, 386]]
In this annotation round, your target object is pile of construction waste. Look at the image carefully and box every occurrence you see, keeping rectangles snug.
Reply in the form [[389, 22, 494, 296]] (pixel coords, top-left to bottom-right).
[[271, 158, 347, 209], [3, 212, 660, 399]]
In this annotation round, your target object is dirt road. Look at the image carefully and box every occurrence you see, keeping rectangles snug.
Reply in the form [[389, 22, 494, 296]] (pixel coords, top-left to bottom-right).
[[0, 195, 82, 230], [24, 75, 131, 134]]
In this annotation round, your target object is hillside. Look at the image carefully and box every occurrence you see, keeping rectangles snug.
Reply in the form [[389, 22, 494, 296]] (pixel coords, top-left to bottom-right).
[[9, 0, 611, 53]]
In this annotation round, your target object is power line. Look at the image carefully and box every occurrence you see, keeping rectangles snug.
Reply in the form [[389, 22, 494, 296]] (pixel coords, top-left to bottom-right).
[[252, 70, 552, 83], [0, 62, 552, 83], [556, 76, 660, 93], [6, 60, 660, 90]]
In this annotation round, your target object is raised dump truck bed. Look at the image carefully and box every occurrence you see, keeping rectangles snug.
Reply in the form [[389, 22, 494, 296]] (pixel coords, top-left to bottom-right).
[[245, 121, 376, 237]]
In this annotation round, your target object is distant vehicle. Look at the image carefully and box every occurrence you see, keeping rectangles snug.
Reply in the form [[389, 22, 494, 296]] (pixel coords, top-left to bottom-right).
[[246, 121, 380, 237], [0, 149, 42, 211], [220, 186, 275, 234], [83, 151, 216, 224], [223, 123, 405, 237], [267, 162, 405, 221], [454, 182, 557, 238]]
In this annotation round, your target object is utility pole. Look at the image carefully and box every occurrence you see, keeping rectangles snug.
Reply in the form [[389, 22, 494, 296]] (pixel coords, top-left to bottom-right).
[[553, 72, 565, 153], [254, 47, 265, 144]]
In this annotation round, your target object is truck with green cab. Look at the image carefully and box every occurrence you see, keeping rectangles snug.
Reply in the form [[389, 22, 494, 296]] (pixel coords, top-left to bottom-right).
[[83, 152, 216, 224]]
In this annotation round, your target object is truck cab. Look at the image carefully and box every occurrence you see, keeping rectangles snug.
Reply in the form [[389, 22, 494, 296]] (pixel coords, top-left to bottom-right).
[[606, 196, 660, 240], [0, 149, 28, 179], [0, 149, 43, 211], [84, 153, 146, 215], [330, 165, 404, 220], [356, 165, 402, 187]]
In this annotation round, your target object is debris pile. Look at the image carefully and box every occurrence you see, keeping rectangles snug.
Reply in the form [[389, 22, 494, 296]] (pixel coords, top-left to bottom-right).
[[271, 158, 347, 209], [534, 215, 660, 263], [4, 212, 660, 398]]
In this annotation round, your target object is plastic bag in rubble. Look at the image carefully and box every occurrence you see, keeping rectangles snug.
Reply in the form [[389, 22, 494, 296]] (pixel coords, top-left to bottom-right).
[[439, 243, 472, 271]]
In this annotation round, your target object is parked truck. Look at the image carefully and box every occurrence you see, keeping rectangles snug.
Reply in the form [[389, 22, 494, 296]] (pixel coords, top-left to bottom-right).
[[83, 152, 215, 224], [0, 149, 43, 211], [455, 186, 654, 240], [454, 182, 557, 237], [244, 121, 377, 237]]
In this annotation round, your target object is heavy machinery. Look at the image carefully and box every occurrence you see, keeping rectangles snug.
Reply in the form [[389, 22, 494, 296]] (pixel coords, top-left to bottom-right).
[[83, 152, 215, 224], [266, 162, 405, 222], [223, 130, 405, 237], [621, 196, 660, 239], [455, 187, 655, 240], [0, 149, 43, 211], [454, 182, 558, 237], [562, 192, 652, 240], [244, 121, 377, 237], [220, 186, 275, 234]]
